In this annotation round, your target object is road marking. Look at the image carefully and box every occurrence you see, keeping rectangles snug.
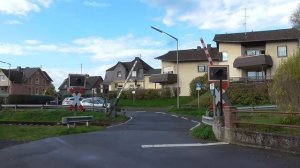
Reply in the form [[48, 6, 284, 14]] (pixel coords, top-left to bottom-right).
[[155, 112, 166, 115], [191, 120, 199, 123], [171, 115, 178, 117], [190, 122, 201, 131], [136, 111, 147, 113], [181, 117, 188, 120], [107, 116, 133, 128], [141, 142, 229, 148]]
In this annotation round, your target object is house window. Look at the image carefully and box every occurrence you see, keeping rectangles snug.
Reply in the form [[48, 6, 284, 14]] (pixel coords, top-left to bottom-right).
[[117, 71, 122, 77], [132, 71, 137, 77], [0, 75, 5, 81], [277, 46, 287, 57], [222, 52, 228, 61], [35, 78, 39, 84], [197, 65, 207, 72], [246, 50, 265, 56], [35, 88, 39, 95]]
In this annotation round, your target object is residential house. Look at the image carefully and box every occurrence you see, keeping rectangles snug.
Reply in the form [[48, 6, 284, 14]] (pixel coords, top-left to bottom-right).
[[104, 57, 161, 91], [213, 28, 300, 81], [150, 47, 221, 96], [58, 75, 103, 97], [0, 66, 53, 96]]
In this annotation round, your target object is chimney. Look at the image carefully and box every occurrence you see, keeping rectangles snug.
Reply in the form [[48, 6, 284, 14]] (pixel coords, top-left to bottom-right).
[[17, 66, 21, 71], [207, 44, 211, 50]]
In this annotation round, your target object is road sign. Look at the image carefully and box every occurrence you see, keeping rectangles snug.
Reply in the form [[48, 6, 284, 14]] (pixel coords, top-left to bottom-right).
[[196, 82, 202, 91], [210, 83, 215, 90], [208, 65, 229, 82]]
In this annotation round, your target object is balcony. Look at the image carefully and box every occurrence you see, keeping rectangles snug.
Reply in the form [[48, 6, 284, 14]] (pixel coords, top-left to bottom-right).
[[233, 55, 273, 70], [149, 74, 177, 84], [230, 76, 273, 83]]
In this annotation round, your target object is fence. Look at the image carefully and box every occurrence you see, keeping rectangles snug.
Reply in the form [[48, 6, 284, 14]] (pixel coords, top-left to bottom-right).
[[0, 104, 107, 112], [233, 107, 300, 136]]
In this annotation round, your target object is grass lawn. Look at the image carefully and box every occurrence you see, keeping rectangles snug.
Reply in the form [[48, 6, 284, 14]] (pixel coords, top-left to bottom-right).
[[0, 108, 128, 142], [0, 125, 104, 141], [118, 96, 194, 108]]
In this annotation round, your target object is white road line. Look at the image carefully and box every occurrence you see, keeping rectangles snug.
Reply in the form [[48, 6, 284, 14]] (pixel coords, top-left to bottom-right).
[[141, 142, 229, 148], [155, 112, 166, 115], [181, 117, 188, 120], [191, 120, 199, 123], [107, 116, 133, 128], [171, 115, 178, 117], [189, 122, 201, 131]]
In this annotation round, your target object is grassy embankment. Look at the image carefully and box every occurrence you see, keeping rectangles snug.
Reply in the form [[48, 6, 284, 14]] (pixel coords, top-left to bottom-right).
[[0, 109, 127, 142]]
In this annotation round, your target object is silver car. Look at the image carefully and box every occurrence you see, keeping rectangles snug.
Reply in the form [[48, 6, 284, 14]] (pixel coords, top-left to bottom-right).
[[62, 97, 83, 105], [81, 97, 110, 108]]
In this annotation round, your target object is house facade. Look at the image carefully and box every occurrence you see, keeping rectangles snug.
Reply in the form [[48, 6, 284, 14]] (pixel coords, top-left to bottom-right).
[[58, 75, 103, 97], [150, 47, 221, 96], [0, 67, 53, 96], [104, 57, 161, 91], [214, 28, 300, 81]]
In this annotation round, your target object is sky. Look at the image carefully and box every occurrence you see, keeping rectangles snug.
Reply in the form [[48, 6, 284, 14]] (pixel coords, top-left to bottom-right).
[[0, 0, 298, 90]]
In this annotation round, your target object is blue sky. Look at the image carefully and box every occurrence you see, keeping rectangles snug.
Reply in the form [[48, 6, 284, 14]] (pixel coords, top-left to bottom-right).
[[0, 0, 298, 89]]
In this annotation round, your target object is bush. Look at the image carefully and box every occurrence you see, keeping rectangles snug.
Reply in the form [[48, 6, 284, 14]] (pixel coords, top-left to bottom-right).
[[191, 124, 216, 140], [7, 95, 54, 104], [190, 74, 209, 98], [226, 83, 272, 106], [270, 50, 300, 112]]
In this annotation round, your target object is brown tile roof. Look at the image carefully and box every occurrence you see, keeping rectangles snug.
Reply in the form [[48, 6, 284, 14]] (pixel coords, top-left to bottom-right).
[[213, 28, 300, 43], [1, 69, 23, 83], [155, 48, 221, 62]]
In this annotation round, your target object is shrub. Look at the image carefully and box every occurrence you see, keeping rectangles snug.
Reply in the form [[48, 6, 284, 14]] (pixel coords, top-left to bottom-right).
[[226, 83, 272, 106], [190, 74, 209, 98], [270, 50, 300, 112], [7, 95, 54, 104]]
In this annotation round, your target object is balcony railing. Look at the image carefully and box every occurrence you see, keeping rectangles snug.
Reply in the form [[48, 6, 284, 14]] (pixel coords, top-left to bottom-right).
[[230, 76, 273, 83]]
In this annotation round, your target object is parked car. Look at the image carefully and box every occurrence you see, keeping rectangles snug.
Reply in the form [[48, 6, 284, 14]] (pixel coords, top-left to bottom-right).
[[62, 97, 83, 105], [81, 97, 110, 108]]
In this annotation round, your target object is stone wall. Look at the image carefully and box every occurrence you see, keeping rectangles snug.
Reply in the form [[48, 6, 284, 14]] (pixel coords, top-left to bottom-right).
[[232, 129, 300, 153], [212, 106, 300, 154]]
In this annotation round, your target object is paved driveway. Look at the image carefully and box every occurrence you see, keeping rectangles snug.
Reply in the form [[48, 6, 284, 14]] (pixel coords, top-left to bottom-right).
[[0, 111, 299, 168]]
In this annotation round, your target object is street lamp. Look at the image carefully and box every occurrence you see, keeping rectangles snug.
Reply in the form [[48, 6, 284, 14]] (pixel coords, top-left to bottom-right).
[[151, 26, 179, 109], [0, 61, 11, 95]]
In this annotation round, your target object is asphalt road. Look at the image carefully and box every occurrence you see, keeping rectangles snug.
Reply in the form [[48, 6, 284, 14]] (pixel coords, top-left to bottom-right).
[[0, 111, 299, 168]]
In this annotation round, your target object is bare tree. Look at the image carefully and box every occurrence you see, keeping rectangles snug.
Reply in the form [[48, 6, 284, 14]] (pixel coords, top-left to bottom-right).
[[291, 4, 300, 30]]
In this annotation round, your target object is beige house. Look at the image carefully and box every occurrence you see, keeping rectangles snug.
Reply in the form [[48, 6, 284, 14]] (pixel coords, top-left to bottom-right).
[[150, 47, 221, 96], [104, 57, 161, 91], [214, 28, 300, 81]]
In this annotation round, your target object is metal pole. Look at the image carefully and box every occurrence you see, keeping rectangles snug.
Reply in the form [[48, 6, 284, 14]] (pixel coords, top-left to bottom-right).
[[176, 39, 179, 109], [151, 26, 179, 109], [197, 90, 199, 109]]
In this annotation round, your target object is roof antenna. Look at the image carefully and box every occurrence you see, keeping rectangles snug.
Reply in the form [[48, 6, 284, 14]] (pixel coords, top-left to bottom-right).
[[243, 8, 250, 35]]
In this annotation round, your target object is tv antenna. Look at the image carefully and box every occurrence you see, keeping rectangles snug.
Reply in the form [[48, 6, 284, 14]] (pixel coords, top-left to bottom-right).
[[242, 8, 250, 35]]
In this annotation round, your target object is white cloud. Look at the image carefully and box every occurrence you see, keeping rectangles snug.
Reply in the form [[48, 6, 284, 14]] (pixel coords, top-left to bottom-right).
[[143, 0, 299, 31], [0, 0, 53, 16], [5, 20, 22, 25], [0, 34, 167, 61], [0, 43, 24, 55], [24, 40, 41, 45], [83, 0, 109, 8]]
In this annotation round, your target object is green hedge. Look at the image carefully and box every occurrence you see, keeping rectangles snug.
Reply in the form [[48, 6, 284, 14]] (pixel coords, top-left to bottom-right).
[[7, 95, 54, 104], [226, 83, 273, 106]]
